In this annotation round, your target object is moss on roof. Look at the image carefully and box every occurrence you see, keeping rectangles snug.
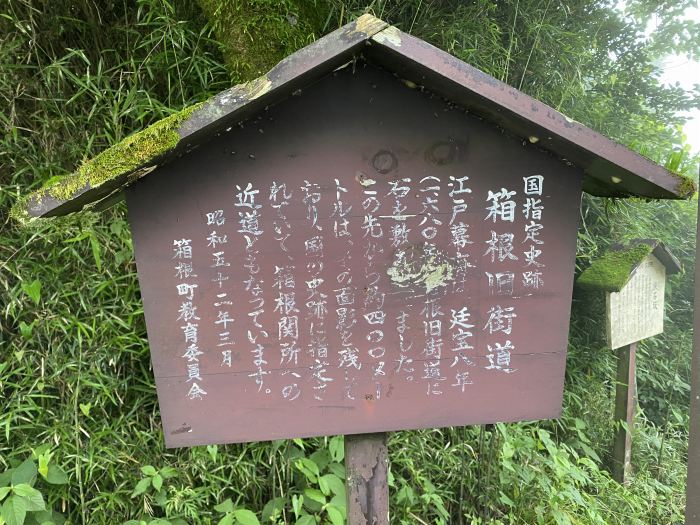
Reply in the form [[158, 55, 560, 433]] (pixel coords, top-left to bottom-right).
[[576, 243, 654, 292], [673, 172, 697, 199], [10, 101, 204, 225]]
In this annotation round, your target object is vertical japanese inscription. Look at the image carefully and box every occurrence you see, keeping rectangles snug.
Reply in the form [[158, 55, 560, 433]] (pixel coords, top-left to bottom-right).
[[173, 238, 205, 400], [235, 183, 270, 393], [165, 169, 555, 402]]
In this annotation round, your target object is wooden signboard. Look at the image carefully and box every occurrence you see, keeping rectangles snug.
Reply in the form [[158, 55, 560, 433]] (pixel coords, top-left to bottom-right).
[[606, 254, 666, 350], [125, 64, 582, 447]]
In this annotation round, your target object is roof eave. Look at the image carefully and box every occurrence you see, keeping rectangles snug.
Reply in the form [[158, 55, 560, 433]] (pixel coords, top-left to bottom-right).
[[16, 15, 693, 222], [365, 26, 690, 200], [18, 14, 388, 221]]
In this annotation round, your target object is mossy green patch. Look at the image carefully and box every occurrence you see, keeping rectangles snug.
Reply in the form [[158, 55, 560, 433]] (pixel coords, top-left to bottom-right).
[[674, 173, 697, 199], [11, 101, 204, 224], [577, 243, 654, 292]]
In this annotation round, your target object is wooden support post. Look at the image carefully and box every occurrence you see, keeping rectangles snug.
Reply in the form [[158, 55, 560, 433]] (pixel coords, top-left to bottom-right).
[[686, 194, 700, 524], [345, 433, 389, 525], [612, 341, 637, 484]]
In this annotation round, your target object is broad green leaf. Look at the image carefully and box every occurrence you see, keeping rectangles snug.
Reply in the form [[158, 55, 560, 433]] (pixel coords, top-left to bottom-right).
[[303, 489, 325, 505], [12, 486, 44, 512], [329, 495, 345, 510], [109, 220, 124, 236], [327, 463, 345, 479], [319, 475, 345, 498], [261, 497, 285, 522], [31, 511, 56, 524], [308, 451, 329, 473], [89, 235, 102, 271], [328, 436, 344, 463], [294, 458, 319, 484], [0, 470, 13, 488], [213, 499, 234, 513], [159, 467, 177, 480], [21, 280, 41, 305], [78, 403, 91, 418], [395, 485, 415, 505], [45, 465, 68, 486], [0, 488, 10, 502], [37, 456, 49, 480], [50, 510, 65, 525], [217, 514, 234, 525], [499, 491, 515, 507], [140, 466, 157, 477], [153, 489, 167, 507], [151, 474, 162, 492], [326, 505, 344, 525], [18, 322, 33, 340], [502, 440, 515, 459], [2, 495, 27, 525], [231, 509, 259, 525], [294, 516, 314, 525], [11, 461, 36, 487], [291, 495, 303, 518], [131, 478, 151, 497], [318, 475, 330, 496]]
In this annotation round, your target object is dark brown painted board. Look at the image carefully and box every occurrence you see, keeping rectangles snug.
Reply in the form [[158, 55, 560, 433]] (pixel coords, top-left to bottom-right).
[[126, 64, 582, 447]]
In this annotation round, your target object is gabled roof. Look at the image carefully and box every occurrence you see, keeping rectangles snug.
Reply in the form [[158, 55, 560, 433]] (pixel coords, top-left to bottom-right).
[[13, 14, 695, 223], [577, 239, 682, 292]]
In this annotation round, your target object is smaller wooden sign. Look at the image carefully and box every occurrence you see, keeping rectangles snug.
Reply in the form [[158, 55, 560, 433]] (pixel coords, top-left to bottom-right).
[[606, 254, 666, 350], [577, 239, 681, 484]]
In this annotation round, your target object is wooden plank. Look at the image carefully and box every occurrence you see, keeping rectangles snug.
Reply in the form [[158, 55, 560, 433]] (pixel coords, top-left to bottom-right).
[[345, 433, 389, 525], [612, 342, 637, 484], [367, 27, 688, 199]]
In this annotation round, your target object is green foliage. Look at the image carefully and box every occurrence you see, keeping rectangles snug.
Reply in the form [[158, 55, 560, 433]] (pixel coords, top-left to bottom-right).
[[0, 452, 69, 525], [2, 0, 699, 524], [196, 0, 329, 82]]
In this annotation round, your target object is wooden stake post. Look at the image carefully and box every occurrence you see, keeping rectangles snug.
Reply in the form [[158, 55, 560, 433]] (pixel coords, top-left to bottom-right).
[[345, 433, 389, 525], [612, 342, 637, 483]]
